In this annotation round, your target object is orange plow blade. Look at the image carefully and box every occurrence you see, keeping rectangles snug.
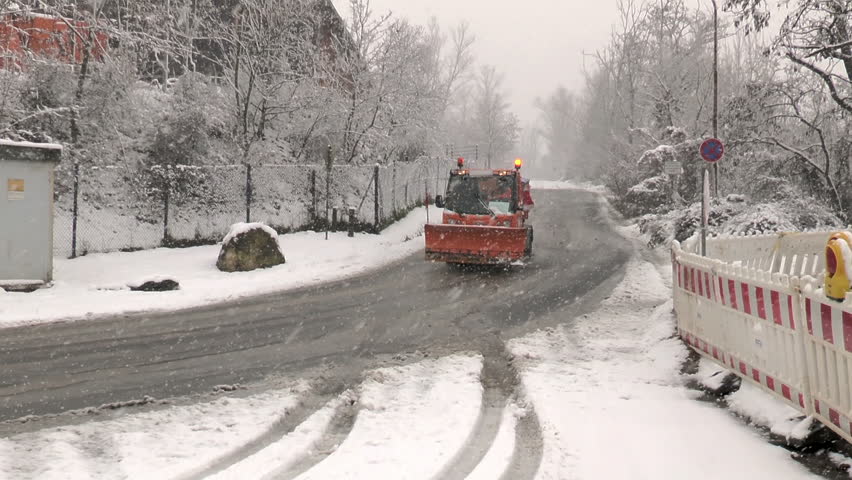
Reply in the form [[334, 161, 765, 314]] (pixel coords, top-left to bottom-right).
[[425, 224, 529, 264]]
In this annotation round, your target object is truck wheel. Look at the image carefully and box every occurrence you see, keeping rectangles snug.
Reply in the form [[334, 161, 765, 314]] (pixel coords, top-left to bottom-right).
[[525, 227, 534, 257]]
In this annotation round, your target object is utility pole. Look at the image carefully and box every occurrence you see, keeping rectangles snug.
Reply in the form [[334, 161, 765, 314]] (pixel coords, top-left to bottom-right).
[[712, 0, 719, 198]]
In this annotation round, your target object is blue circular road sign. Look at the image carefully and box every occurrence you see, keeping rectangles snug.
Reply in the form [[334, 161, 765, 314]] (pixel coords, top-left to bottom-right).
[[700, 138, 724, 163]]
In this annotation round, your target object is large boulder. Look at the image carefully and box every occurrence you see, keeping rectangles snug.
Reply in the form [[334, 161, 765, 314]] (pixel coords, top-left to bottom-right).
[[217, 223, 286, 273]]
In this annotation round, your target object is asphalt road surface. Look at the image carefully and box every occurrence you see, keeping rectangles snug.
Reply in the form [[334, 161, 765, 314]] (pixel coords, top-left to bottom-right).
[[0, 188, 632, 423]]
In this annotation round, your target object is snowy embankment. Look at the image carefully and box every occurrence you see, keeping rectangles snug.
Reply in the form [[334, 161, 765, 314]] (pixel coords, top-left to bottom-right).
[[0, 354, 484, 480], [694, 357, 815, 442], [507, 247, 820, 478], [0, 206, 441, 328]]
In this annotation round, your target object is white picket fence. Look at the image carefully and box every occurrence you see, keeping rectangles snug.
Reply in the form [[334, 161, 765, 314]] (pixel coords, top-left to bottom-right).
[[673, 231, 852, 442]]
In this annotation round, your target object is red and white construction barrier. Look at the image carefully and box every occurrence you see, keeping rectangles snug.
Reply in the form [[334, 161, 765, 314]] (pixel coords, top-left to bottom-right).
[[674, 231, 852, 444]]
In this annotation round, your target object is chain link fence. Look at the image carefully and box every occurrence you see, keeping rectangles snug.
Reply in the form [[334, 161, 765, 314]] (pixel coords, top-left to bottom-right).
[[53, 156, 451, 258]]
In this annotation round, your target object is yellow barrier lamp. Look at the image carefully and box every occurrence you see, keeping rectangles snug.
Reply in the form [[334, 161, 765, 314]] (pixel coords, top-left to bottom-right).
[[825, 231, 852, 301]]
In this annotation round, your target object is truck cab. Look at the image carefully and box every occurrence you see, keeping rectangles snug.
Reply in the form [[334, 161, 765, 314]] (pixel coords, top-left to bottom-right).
[[426, 158, 533, 265]]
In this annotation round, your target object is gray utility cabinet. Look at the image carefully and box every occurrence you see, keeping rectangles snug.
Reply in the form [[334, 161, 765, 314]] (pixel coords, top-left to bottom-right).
[[0, 140, 62, 289]]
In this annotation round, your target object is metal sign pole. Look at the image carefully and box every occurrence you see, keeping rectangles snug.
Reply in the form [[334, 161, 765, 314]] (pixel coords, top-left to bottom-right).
[[701, 167, 709, 257], [699, 138, 724, 257]]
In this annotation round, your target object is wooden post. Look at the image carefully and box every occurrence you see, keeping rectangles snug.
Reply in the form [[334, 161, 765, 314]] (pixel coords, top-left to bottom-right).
[[348, 206, 355, 238]]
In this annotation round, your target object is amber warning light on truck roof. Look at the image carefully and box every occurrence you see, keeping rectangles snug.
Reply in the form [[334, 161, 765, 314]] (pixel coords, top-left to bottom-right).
[[514, 158, 523, 170]]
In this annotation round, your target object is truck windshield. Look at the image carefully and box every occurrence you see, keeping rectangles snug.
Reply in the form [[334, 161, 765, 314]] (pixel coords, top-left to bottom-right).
[[444, 174, 516, 215]]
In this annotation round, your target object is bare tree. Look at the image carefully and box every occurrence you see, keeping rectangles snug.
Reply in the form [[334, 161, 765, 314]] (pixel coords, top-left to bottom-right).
[[221, 0, 319, 163], [728, 0, 852, 114], [535, 86, 577, 175], [473, 65, 519, 168]]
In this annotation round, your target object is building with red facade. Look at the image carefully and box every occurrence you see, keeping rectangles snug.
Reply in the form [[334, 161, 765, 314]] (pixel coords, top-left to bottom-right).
[[0, 12, 107, 69]]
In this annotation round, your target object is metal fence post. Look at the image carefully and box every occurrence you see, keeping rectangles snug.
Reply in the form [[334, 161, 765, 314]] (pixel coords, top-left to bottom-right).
[[245, 163, 253, 223], [163, 167, 170, 244], [392, 160, 397, 216], [374, 164, 380, 231], [71, 162, 79, 259], [332, 206, 338, 230], [309, 169, 317, 223], [325, 146, 332, 240], [424, 177, 430, 224], [348, 206, 355, 237], [435, 169, 439, 200]]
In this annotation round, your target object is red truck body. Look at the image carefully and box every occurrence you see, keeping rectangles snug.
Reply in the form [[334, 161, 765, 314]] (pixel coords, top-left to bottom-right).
[[425, 161, 533, 265]]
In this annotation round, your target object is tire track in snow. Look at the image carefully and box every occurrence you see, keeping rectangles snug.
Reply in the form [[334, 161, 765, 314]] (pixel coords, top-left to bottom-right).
[[199, 392, 358, 480], [435, 350, 511, 480], [263, 395, 359, 480], [291, 354, 484, 480], [176, 382, 349, 480], [464, 402, 522, 480], [501, 401, 543, 480], [436, 340, 543, 480]]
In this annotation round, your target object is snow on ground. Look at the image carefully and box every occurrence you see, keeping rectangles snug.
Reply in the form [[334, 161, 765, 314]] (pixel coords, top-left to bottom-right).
[[727, 381, 814, 441], [0, 384, 308, 480], [530, 179, 607, 193], [694, 354, 732, 391], [295, 354, 483, 480], [507, 255, 821, 479], [829, 452, 852, 478], [0, 206, 441, 327], [694, 357, 814, 441]]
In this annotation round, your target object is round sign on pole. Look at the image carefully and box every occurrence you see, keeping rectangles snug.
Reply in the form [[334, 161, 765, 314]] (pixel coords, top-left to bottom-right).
[[700, 138, 724, 163]]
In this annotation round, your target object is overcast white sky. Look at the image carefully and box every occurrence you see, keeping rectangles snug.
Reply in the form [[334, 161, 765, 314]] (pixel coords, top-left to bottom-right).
[[330, 1, 620, 126]]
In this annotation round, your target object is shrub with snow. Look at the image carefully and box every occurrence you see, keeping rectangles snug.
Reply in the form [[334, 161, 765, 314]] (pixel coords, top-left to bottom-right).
[[620, 175, 671, 217], [639, 194, 843, 247], [615, 129, 703, 219]]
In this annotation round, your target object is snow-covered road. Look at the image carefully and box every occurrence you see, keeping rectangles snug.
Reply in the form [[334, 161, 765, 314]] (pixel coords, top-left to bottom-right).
[[0, 183, 831, 479], [0, 230, 824, 479]]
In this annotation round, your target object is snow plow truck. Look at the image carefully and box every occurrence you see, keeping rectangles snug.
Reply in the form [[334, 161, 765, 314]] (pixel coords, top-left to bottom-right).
[[426, 158, 533, 265]]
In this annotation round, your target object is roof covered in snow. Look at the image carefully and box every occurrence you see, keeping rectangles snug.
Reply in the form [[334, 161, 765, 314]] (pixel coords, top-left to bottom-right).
[[0, 139, 62, 150], [0, 139, 62, 164]]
